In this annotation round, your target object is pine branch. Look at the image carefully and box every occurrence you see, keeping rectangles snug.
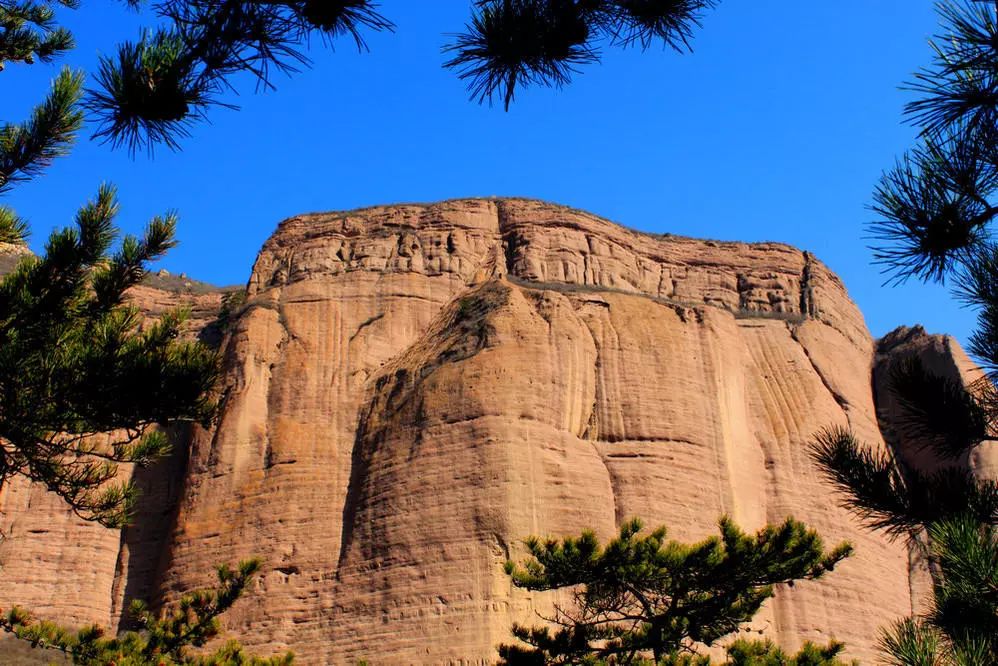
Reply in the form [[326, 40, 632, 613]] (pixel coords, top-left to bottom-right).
[[878, 618, 942, 666], [85, 1, 394, 153], [444, 0, 599, 110], [0, 0, 78, 69], [887, 357, 991, 460], [904, 0, 998, 135], [1, 559, 294, 663], [443, 0, 715, 110], [0, 184, 219, 527], [810, 427, 998, 540], [0, 205, 28, 243], [0, 66, 83, 193], [869, 124, 998, 285]]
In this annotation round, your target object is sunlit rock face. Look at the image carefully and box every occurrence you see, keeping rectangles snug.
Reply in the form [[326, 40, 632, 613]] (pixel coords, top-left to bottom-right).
[[0, 199, 983, 663]]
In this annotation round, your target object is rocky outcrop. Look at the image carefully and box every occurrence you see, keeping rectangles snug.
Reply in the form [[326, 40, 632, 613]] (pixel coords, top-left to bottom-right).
[[0, 241, 31, 275], [0, 199, 984, 663]]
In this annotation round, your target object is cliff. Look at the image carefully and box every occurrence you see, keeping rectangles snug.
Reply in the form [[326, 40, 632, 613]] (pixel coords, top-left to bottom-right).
[[0, 199, 987, 664]]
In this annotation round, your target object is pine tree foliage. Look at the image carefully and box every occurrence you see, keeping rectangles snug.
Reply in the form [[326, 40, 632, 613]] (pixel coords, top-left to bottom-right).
[[505, 638, 852, 666], [811, 427, 998, 540], [0, 65, 83, 193], [0, 205, 28, 244], [1, 23, 218, 532], [869, 0, 998, 301], [6, 1, 717, 152], [0, 558, 294, 664], [0, 0, 76, 70], [812, 5, 998, 664], [812, 426, 998, 663], [85, 0, 396, 152], [877, 516, 998, 665], [444, 0, 717, 110], [711, 639, 851, 666], [0, 183, 219, 526], [498, 517, 852, 665]]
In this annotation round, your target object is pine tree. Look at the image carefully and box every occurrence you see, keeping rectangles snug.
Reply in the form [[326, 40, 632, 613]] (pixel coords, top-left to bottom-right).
[[497, 516, 852, 665], [810, 2, 998, 664], [0, 180, 220, 526], [1, 558, 293, 665], [2, 7, 280, 664], [2, 32, 219, 526]]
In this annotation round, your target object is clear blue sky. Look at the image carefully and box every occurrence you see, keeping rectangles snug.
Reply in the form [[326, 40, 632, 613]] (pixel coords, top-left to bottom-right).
[[3, 0, 975, 344]]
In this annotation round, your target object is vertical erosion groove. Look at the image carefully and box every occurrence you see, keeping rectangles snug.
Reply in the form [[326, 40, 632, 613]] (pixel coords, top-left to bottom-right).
[[799, 251, 816, 318]]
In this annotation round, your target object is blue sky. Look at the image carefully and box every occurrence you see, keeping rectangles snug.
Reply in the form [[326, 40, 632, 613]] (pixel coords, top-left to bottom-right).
[[3, 1, 975, 344]]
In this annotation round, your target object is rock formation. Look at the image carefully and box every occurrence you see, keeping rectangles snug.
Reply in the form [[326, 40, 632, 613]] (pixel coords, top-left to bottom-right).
[[0, 199, 987, 663]]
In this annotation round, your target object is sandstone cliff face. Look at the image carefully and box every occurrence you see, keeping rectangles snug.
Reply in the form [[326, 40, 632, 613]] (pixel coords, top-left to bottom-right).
[[0, 199, 983, 664]]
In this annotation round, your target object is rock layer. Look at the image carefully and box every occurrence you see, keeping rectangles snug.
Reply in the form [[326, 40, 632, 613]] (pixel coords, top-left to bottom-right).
[[0, 199, 982, 663]]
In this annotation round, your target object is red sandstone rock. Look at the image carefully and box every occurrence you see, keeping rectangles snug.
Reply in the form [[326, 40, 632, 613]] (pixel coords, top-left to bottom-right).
[[0, 200, 987, 663]]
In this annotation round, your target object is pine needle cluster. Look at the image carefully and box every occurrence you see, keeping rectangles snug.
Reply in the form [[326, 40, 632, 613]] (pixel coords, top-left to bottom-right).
[[444, 0, 717, 110], [85, 1, 396, 153], [0, 0, 75, 70]]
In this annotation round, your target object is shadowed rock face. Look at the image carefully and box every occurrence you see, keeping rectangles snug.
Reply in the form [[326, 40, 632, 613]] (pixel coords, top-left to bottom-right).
[[0, 199, 986, 663]]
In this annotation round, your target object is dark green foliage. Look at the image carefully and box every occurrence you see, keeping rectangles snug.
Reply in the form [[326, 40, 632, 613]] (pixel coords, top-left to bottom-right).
[[8, 2, 713, 151], [0, 183, 219, 526], [0, 0, 75, 69], [869, 1, 998, 287], [870, 126, 998, 284], [1, 32, 220, 529], [905, 0, 998, 134], [0, 558, 294, 664], [87, 29, 206, 153], [876, 516, 998, 664], [0, 206, 29, 244], [0, 66, 83, 193], [444, 0, 716, 109], [215, 288, 247, 331], [812, 430, 997, 663], [887, 358, 992, 459], [498, 517, 851, 664], [877, 618, 941, 666], [444, 0, 598, 111], [1, 0, 395, 152], [502, 638, 852, 666], [922, 517, 998, 658], [811, 427, 998, 540], [716, 639, 850, 666]]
